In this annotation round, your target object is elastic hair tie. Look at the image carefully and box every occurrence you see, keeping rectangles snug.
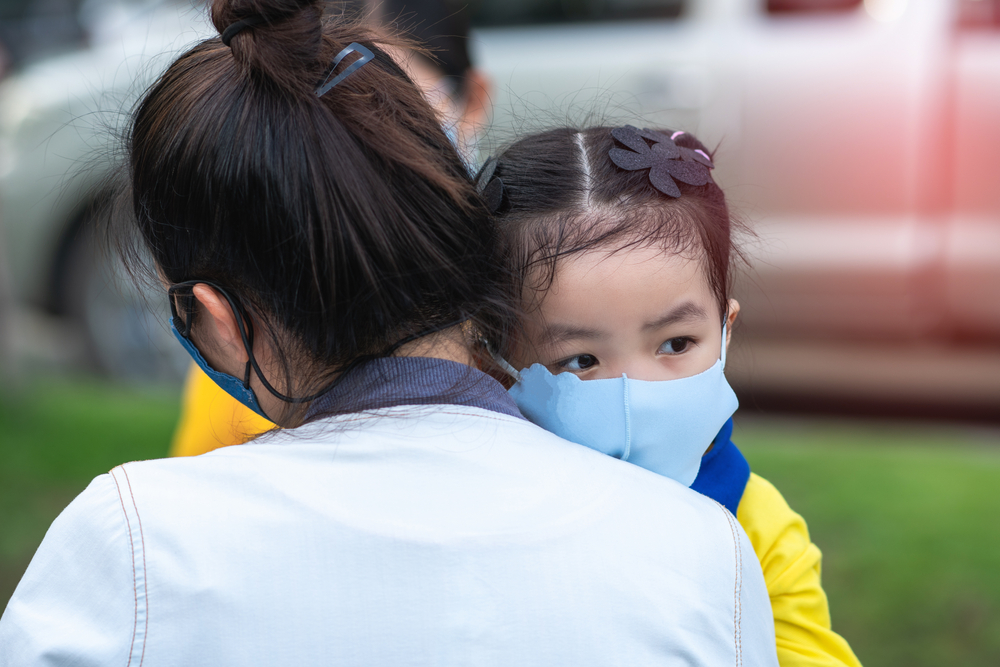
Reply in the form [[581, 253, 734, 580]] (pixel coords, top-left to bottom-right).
[[315, 43, 374, 97], [221, 15, 266, 46]]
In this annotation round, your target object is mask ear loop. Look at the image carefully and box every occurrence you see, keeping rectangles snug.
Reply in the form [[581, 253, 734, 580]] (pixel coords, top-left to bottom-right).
[[168, 286, 197, 338], [172, 281, 332, 405], [478, 336, 522, 383], [217, 286, 332, 405], [174, 281, 481, 406], [720, 320, 729, 370]]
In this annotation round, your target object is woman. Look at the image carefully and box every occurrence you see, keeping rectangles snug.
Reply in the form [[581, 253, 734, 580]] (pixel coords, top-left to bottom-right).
[[169, 0, 493, 456], [0, 0, 778, 663]]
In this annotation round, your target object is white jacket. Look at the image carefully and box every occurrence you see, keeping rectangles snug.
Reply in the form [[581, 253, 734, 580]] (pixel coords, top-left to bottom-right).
[[1, 405, 778, 666]]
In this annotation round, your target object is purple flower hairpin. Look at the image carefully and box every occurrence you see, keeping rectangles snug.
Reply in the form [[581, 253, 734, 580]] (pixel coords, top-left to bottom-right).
[[608, 126, 714, 198]]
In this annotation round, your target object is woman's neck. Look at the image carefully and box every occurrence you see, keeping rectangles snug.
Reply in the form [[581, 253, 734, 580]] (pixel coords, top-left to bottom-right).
[[276, 326, 477, 428], [393, 325, 476, 367]]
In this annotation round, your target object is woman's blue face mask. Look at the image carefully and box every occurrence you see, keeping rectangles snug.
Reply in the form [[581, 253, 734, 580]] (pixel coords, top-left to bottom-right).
[[168, 282, 271, 420], [168, 281, 464, 424]]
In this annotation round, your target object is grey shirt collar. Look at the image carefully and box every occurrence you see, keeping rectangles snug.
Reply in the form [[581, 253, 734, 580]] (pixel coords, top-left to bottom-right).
[[304, 356, 524, 423]]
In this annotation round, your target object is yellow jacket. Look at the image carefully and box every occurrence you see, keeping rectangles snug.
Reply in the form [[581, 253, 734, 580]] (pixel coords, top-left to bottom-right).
[[172, 366, 861, 667]]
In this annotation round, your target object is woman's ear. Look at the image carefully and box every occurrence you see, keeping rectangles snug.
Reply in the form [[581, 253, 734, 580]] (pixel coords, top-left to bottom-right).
[[191, 283, 248, 364], [725, 299, 740, 352]]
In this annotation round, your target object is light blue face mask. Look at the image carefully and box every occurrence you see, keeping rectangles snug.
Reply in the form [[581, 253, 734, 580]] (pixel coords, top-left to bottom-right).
[[507, 326, 738, 486]]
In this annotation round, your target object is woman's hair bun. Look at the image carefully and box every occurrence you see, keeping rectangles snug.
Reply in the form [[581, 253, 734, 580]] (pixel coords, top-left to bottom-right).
[[211, 0, 326, 90]]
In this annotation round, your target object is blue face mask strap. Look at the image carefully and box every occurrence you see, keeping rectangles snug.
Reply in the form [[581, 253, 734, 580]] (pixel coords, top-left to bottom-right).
[[315, 43, 374, 98]]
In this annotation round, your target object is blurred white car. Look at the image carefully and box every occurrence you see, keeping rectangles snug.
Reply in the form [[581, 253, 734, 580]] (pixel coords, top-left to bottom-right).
[[0, 0, 213, 380], [1, 0, 998, 415]]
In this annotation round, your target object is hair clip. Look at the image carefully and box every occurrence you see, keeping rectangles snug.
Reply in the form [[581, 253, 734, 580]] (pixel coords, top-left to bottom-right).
[[475, 156, 507, 213], [608, 125, 714, 198], [315, 43, 375, 97]]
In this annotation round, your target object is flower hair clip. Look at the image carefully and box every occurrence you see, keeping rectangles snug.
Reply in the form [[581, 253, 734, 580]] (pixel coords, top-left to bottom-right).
[[608, 126, 714, 198]]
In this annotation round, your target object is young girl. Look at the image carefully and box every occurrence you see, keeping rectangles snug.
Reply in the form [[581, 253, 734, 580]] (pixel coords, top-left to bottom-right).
[[479, 125, 863, 667]]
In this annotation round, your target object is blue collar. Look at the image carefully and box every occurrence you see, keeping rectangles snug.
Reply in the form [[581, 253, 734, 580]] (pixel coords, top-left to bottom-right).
[[304, 357, 525, 422], [689, 418, 750, 516]]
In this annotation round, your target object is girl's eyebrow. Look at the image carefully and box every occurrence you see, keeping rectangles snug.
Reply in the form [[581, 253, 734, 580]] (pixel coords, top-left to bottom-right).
[[538, 324, 608, 346], [643, 302, 708, 331]]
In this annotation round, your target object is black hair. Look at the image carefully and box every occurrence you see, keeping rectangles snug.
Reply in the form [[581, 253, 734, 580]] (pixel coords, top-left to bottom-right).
[[485, 126, 746, 357], [113, 0, 509, 420]]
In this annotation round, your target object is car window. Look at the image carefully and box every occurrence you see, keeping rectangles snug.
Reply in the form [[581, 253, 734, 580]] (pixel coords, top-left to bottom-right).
[[468, 0, 684, 28]]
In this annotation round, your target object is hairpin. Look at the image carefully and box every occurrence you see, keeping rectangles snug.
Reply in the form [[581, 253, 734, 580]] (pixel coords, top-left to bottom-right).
[[475, 156, 507, 213], [608, 126, 714, 198], [315, 43, 374, 97]]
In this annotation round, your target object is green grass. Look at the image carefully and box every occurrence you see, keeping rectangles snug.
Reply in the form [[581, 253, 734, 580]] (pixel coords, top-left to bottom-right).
[[737, 419, 1000, 667], [1, 377, 999, 666], [0, 376, 179, 607]]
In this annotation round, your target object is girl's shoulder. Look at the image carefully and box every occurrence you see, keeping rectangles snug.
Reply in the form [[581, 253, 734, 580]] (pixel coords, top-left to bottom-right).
[[736, 473, 814, 561]]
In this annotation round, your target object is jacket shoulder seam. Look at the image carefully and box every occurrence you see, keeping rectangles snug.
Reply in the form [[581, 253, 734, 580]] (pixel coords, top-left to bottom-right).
[[110, 466, 148, 665], [717, 500, 743, 666]]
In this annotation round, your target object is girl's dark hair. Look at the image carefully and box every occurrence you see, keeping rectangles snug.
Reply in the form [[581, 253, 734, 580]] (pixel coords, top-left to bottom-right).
[[487, 126, 745, 356], [116, 0, 507, 405]]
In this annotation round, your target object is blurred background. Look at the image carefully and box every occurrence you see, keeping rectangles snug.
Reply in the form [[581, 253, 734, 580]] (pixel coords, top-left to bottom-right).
[[0, 0, 998, 664]]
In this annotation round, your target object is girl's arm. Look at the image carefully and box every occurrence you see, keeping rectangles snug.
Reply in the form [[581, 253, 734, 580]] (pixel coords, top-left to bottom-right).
[[737, 473, 863, 667]]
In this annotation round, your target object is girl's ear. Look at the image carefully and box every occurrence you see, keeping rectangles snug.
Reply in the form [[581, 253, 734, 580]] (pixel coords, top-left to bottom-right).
[[725, 299, 740, 352], [191, 283, 248, 364]]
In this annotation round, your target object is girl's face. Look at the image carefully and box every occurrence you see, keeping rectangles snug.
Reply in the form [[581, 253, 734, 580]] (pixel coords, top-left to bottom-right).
[[511, 246, 739, 381]]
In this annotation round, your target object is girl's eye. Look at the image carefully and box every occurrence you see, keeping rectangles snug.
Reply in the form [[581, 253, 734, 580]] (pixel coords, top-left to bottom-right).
[[558, 354, 599, 371], [658, 337, 693, 355]]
